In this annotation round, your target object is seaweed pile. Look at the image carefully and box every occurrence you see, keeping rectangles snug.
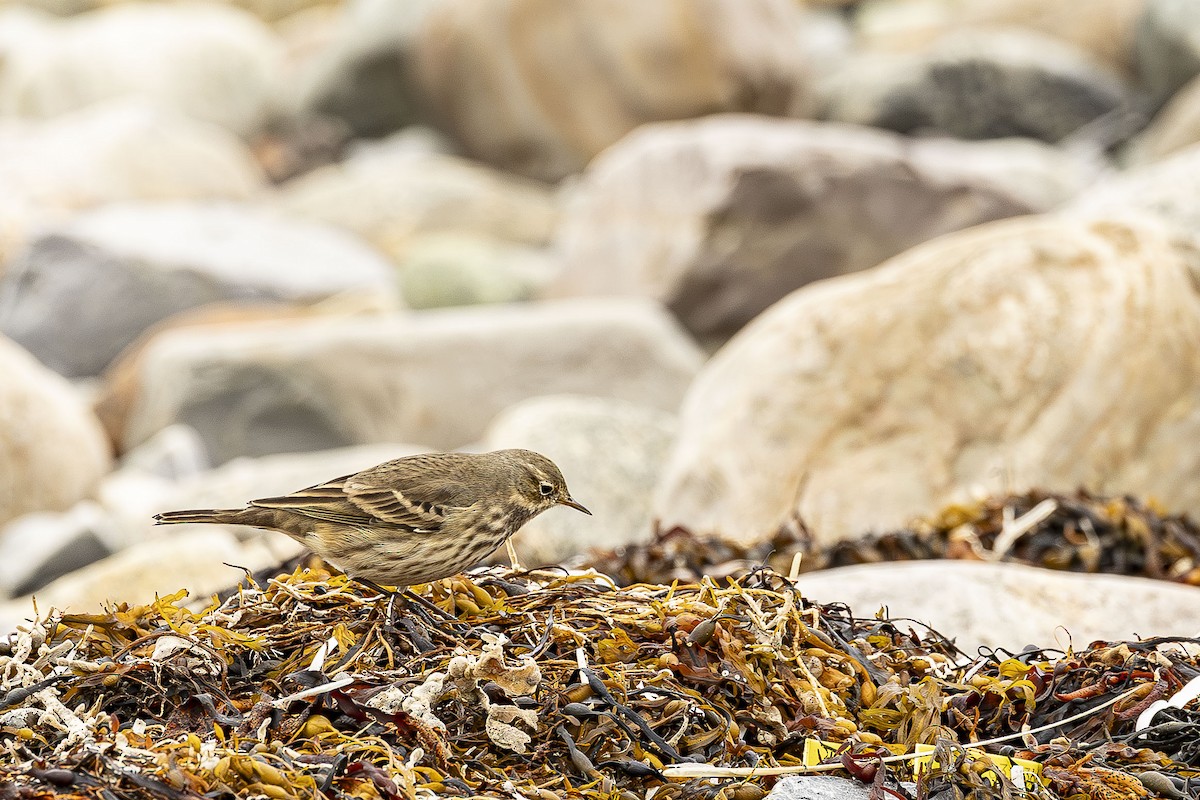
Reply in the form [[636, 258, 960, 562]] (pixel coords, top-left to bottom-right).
[[2, 563, 1199, 798], [589, 490, 1200, 587]]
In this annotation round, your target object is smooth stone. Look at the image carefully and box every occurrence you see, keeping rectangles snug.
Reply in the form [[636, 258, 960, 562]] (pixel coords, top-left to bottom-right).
[[118, 299, 703, 462], [654, 215, 1200, 545], [0, 3, 282, 137], [0, 100, 264, 272], [799, 561, 1200, 651], [823, 28, 1129, 142], [399, 234, 557, 309]]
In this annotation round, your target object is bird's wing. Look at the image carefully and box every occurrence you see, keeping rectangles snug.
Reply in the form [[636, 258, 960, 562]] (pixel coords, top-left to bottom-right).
[[249, 474, 396, 528], [341, 478, 465, 531]]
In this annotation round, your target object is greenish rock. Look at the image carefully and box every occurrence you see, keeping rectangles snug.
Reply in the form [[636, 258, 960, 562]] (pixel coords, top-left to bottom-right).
[[398, 235, 557, 310]]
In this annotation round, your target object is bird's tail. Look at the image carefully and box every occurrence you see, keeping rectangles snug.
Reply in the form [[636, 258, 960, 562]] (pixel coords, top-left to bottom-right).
[[154, 508, 259, 526]]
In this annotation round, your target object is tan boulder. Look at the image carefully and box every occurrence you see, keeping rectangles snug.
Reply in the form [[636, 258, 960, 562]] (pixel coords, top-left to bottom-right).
[[654, 214, 1200, 544], [411, 0, 811, 181], [0, 338, 112, 527]]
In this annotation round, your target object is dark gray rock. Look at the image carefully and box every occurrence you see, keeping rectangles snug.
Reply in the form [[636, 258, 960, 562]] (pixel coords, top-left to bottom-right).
[[0, 503, 115, 598], [824, 29, 1129, 142], [0, 202, 396, 377]]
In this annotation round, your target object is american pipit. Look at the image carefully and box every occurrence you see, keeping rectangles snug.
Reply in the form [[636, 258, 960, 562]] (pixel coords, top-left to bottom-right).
[[154, 449, 590, 587]]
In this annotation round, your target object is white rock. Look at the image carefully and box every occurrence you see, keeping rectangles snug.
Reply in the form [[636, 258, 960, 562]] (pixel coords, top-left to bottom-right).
[[483, 395, 677, 565], [800, 561, 1200, 652], [278, 149, 558, 263]]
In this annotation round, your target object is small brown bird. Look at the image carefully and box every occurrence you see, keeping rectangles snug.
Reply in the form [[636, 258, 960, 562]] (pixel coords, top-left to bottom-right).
[[154, 449, 590, 586]]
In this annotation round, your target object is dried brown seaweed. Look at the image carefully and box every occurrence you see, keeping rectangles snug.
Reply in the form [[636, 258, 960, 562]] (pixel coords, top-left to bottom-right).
[[1, 563, 1198, 799], [588, 490, 1200, 588]]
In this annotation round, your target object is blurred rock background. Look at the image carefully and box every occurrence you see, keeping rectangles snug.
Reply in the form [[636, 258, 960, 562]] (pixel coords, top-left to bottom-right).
[[1, 0, 1198, 649]]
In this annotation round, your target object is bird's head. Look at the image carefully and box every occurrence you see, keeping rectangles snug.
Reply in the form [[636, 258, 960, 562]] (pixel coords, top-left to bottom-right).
[[500, 449, 591, 516]]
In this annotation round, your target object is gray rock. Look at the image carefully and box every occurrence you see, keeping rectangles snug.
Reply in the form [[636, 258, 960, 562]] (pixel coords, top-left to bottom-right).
[[0, 4, 282, 137], [824, 29, 1129, 142], [0, 202, 397, 377], [769, 777, 871, 800], [1135, 0, 1200, 107], [294, 0, 441, 137], [552, 114, 1099, 340], [0, 503, 115, 598], [120, 299, 704, 463], [483, 395, 677, 565], [800, 561, 1200, 652], [399, 235, 557, 309], [0, 337, 112, 528]]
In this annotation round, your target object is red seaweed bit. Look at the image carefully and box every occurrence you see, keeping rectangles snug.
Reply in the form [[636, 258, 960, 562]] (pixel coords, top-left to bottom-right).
[[1, 564, 1198, 799]]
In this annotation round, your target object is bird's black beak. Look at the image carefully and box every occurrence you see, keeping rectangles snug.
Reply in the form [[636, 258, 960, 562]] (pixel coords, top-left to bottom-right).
[[560, 497, 591, 515]]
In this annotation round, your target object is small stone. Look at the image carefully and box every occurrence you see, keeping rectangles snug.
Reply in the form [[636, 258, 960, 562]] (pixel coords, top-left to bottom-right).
[[399, 235, 557, 310]]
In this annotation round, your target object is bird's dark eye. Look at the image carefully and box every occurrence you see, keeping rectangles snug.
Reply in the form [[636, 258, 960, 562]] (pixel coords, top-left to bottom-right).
[[539, 482, 554, 496]]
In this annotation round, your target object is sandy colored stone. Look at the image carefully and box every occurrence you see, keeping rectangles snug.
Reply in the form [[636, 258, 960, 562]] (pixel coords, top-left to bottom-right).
[[121, 299, 703, 462], [1073, 144, 1200, 236], [552, 115, 1098, 340], [411, 0, 811, 181], [0, 337, 112, 527], [654, 214, 1200, 545], [800, 561, 1200, 652]]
